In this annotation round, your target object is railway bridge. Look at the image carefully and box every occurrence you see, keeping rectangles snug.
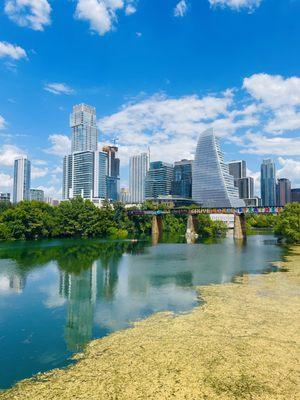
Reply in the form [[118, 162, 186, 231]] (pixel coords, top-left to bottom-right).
[[128, 206, 283, 243]]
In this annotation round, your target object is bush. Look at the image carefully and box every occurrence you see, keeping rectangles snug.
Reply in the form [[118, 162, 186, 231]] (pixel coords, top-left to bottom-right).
[[274, 203, 300, 244]]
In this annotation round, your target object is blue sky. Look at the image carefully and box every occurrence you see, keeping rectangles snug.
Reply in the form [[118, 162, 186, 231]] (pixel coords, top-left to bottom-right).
[[0, 0, 300, 198]]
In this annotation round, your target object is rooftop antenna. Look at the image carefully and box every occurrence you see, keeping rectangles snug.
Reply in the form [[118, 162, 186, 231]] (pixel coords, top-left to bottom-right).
[[148, 146, 151, 162]]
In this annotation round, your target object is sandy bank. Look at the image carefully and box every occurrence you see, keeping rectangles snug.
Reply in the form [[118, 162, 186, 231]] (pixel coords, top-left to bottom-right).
[[1, 247, 300, 400]]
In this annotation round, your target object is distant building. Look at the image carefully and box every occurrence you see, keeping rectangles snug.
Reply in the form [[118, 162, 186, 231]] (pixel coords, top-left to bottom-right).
[[30, 189, 44, 202], [291, 188, 300, 203], [261, 159, 276, 206], [276, 178, 291, 206], [145, 161, 174, 199], [228, 160, 246, 187], [120, 188, 130, 204], [244, 197, 261, 207], [70, 104, 98, 153], [94, 151, 108, 199], [13, 156, 31, 203], [171, 159, 193, 198], [129, 153, 149, 204], [192, 128, 244, 208], [237, 177, 254, 199], [102, 145, 120, 201], [63, 154, 73, 200], [0, 193, 10, 203], [148, 195, 195, 208]]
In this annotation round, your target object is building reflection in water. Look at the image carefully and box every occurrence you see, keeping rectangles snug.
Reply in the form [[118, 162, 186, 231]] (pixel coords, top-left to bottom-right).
[[59, 255, 120, 352]]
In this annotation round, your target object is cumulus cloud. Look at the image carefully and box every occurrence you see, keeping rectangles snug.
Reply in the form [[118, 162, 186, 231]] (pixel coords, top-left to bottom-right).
[[0, 172, 13, 188], [4, 0, 51, 31], [240, 133, 300, 156], [37, 185, 62, 199], [45, 134, 71, 157], [174, 0, 188, 17], [0, 115, 6, 130], [277, 157, 300, 186], [0, 41, 27, 60], [44, 83, 75, 95], [208, 0, 262, 11], [32, 166, 49, 179], [0, 144, 26, 167], [75, 0, 137, 36]]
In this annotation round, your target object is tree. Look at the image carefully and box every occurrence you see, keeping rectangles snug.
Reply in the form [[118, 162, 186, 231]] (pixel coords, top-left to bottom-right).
[[275, 203, 300, 244]]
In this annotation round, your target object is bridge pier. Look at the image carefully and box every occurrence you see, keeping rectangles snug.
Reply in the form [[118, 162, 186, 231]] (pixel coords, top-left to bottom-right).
[[186, 214, 199, 244], [152, 215, 163, 245], [234, 213, 247, 240]]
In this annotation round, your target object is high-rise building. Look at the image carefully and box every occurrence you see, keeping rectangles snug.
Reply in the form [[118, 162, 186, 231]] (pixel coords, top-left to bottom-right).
[[120, 188, 130, 204], [145, 161, 173, 199], [192, 128, 244, 208], [63, 154, 73, 200], [102, 145, 120, 201], [0, 193, 10, 203], [30, 189, 44, 202], [70, 104, 98, 153], [94, 151, 108, 199], [261, 159, 276, 206], [129, 153, 149, 204], [237, 177, 254, 199], [291, 188, 300, 202], [228, 160, 246, 187], [276, 178, 291, 206], [171, 159, 193, 198], [72, 151, 95, 199], [13, 156, 31, 203]]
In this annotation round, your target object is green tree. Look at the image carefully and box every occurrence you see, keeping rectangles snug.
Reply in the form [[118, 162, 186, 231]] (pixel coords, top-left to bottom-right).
[[274, 203, 300, 244]]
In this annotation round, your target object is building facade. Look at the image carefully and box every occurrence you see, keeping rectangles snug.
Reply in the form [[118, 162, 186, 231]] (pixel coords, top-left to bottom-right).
[[237, 177, 254, 199], [261, 159, 276, 206], [192, 128, 244, 208], [72, 151, 95, 199], [13, 157, 31, 203], [291, 188, 300, 202], [63, 154, 73, 200], [228, 160, 246, 187], [129, 153, 149, 204], [30, 189, 44, 202], [0, 193, 10, 203], [276, 178, 291, 206], [145, 161, 174, 199], [171, 159, 193, 198], [70, 104, 98, 153], [102, 145, 120, 201]]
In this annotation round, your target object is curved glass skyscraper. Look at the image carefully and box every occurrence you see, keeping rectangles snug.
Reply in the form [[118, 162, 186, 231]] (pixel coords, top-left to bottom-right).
[[192, 128, 245, 208]]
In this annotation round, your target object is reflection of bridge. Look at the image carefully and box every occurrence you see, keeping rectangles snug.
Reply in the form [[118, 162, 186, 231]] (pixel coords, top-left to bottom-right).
[[128, 207, 283, 243]]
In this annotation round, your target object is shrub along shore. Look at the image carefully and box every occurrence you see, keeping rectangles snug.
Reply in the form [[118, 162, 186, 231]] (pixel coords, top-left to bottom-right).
[[1, 247, 299, 400], [0, 198, 299, 243]]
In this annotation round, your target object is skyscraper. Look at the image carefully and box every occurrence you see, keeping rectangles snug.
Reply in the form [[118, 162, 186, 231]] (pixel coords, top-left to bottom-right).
[[276, 178, 291, 206], [228, 160, 246, 187], [13, 156, 31, 203], [30, 189, 44, 202], [192, 128, 244, 208], [102, 145, 120, 201], [129, 153, 149, 204], [237, 177, 254, 199], [291, 188, 300, 202], [145, 161, 173, 199], [62, 154, 73, 200], [261, 159, 276, 206], [70, 104, 98, 153], [94, 151, 108, 199], [171, 159, 193, 198], [72, 151, 95, 198]]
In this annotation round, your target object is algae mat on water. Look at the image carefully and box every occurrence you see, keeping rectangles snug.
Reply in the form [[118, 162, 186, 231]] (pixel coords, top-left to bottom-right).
[[1, 247, 300, 400]]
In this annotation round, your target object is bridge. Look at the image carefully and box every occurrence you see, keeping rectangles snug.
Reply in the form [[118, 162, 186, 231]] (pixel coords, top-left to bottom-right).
[[128, 206, 283, 243]]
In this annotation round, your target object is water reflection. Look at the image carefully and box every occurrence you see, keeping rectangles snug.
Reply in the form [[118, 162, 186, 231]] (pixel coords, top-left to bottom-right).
[[0, 236, 284, 389]]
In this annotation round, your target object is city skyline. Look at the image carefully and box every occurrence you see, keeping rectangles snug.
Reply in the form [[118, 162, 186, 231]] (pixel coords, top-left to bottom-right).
[[0, 0, 300, 198]]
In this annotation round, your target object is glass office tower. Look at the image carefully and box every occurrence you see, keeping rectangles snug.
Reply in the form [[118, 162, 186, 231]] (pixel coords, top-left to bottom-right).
[[145, 161, 174, 199], [276, 178, 291, 206], [171, 159, 193, 198], [70, 104, 98, 153], [63, 154, 73, 200], [102, 145, 120, 201], [192, 128, 244, 207], [228, 160, 246, 187], [72, 151, 95, 198], [261, 159, 276, 206], [129, 153, 149, 203], [237, 177, 254, 199], [13, 156, 31, 203]]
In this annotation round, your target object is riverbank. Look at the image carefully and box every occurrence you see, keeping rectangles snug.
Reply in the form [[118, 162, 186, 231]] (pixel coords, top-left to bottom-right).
[[1, 247, 299, 400]]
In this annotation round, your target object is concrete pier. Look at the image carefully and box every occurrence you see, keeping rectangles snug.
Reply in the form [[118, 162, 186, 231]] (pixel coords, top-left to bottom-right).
[[185, 214, 199, 244], [233, 213, 247, 240], [152, 215, 163, 244]]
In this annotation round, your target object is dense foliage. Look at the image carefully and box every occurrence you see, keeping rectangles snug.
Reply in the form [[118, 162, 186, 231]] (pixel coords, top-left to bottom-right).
[[196, 214, 227, 238], [246, 214, 277, 230], [274, 203, 300, 244]]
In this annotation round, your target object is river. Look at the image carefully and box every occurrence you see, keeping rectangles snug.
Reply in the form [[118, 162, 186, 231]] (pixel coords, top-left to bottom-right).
[[0, 234, 284, 389]]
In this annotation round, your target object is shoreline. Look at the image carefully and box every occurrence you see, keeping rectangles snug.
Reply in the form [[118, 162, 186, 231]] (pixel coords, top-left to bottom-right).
[[1, 246, 299, 399]]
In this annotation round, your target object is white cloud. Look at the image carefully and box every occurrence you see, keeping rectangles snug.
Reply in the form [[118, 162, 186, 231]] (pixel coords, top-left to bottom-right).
[[0, 144, 26, 167], [240, 133, 300, 156], [0, 172, 13, 188], [0, 41, 27, 60], [44, 134, 71, 157], [277, 157, 300, 186], [243, 73, 300, 109], [75, 0, 137, 36], [265, 107, 300, 134], [37, 185, 62, 199], [0, 115, 6, 130], [32, 166, 48, 179], [174, 0, 188, 17], [4, 0, 51, 31], [208, 0, 262, 10], [44, 83, 75, 95]]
